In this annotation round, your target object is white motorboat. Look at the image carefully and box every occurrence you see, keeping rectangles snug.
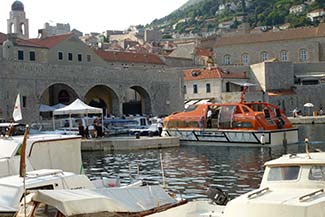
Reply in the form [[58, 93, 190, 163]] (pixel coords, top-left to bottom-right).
[[0, 133, 83, 177], [149, 149, 325, 217], [0, 169, 94, 216], [15, 185, 184, 217]]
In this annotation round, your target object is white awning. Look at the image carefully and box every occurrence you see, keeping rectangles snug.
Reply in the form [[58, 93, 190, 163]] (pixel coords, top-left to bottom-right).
[[53, 99, 102, 116], [230, 81, 256, 87]]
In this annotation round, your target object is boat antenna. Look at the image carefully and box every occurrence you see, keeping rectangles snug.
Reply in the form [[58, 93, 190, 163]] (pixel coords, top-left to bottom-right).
[[305, 137, 311, 159], [160, 151, 166, 188]]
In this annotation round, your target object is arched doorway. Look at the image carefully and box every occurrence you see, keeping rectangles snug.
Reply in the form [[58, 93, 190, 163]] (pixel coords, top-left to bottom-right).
[[40, 83, 78, 119], [40, 83, 78, 106], [123, 86, 151, 115], [85, 85, 119, 117]]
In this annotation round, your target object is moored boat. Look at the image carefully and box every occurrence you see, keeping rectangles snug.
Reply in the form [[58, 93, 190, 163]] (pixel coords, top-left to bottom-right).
[[148, 147, 325, 217], [163, 87, 298, 147]]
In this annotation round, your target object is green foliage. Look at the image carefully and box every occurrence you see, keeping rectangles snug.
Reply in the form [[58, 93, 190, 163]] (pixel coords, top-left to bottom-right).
[[148, 0, 323, 34]]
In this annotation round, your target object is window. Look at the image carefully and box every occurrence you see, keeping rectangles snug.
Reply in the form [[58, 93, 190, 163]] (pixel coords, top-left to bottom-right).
[[58, 52, 63, 60], [260, 52, 268, 62], [29, 51, 36, 61], [184, 85, 187, 94], [226, 82, 230, 92], [18, 50, 24, 60], [206, 83, 211, 93], [193, 84, 198, 94], [77, 54, 82, 62], [22, 96, 27, 108], [309, 166, 325, 181], [241, 53, 249, 65], [267, 166, 300, 181], [68, 53, 73, 61], [299, 49, 308, 62], [87, 55, 91, 62], [280, 50, 288, 61], [223, 55, 231, 65]]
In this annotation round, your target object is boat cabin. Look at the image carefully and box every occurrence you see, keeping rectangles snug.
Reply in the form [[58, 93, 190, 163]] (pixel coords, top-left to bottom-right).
[[223, 152, 325, 217], [0, 169, 94, 215]]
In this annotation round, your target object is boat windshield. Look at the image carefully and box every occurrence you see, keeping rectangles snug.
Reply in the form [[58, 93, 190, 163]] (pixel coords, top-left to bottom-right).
[[309, 166, 325, 181], [267, 166, 300, 181]]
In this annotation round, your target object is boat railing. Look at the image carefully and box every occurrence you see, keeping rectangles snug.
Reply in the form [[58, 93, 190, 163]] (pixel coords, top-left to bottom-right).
[[26, 169, 64, 178], [299, 189, 324, 202], [247, 187, 269, 199]]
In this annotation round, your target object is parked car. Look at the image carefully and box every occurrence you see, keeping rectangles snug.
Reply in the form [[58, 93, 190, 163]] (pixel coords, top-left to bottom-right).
[[129, 124, 159, 136]]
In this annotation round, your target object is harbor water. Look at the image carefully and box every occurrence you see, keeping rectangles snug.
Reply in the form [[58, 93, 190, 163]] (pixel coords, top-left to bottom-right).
[[82, 124, 325, 200]]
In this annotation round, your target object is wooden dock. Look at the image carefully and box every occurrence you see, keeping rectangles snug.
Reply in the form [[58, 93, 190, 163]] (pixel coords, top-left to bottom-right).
[[81, 136, 179, 151]]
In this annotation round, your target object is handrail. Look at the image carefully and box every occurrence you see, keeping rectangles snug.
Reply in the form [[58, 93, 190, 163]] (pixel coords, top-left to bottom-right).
[[299, 189, 324, 202], [247, 187, 269, 199]]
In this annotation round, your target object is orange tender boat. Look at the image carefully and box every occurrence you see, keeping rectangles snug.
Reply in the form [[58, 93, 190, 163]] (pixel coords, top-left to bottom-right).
[[163, 88, 298, 146]]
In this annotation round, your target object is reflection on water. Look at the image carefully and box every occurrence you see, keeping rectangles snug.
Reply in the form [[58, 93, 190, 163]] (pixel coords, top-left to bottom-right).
[[82, 124, 325, 199]]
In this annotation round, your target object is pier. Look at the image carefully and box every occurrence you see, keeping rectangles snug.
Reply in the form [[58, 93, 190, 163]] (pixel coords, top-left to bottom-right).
[[81, 136, 179, 151], [288, 116, 325, 124]]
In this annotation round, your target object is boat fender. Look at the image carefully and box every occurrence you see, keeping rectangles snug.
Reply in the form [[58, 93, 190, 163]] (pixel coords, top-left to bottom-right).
[[206, 187, 229, 205], [260, 134, 265, 145]]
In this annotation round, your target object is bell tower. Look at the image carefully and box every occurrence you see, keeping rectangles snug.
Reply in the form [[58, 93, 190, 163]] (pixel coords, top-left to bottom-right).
[[7, 1, 29, 39]]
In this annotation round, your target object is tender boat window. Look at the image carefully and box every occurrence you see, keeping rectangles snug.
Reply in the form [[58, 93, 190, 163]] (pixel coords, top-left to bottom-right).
[[184, 105, 198, 112], [267, 166, 300, 181], [309, 166, 325, 181]]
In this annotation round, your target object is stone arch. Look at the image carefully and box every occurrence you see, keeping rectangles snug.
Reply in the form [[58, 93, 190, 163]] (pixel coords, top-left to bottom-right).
[[10, 23, 14, 33], [123, 86, 151, 115], [20, 23, 25, 35], [40, 83, 78, 106], [84, 85, 119, 117]]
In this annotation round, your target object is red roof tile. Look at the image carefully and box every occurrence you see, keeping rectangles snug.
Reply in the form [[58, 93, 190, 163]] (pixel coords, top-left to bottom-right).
[[0, 33, 46, 48], [215, 24, 325, 47], [95, 50, 165, 65], [195, 48, 213, 57], [0, 33, 7, 44], [29, 33, 73, 48], [184, 67, 247, 81]]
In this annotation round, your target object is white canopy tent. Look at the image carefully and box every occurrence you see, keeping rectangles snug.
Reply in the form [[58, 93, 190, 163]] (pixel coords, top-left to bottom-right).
[[52, 99, 103, 130]]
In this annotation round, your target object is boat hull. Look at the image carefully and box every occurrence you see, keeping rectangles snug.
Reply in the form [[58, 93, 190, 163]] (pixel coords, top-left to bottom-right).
[[163, 128, 299, 147]]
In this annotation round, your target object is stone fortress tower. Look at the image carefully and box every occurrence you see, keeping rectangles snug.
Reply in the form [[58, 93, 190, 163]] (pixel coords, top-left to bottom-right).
[[7, 0, 29, 39]]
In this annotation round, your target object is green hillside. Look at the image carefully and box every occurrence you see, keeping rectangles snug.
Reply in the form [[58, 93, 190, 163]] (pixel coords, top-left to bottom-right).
[[148, 0, 324, 35]]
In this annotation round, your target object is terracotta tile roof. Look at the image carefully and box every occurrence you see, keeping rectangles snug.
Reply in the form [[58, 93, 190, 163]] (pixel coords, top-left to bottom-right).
[[215, 24, 325, 47], [195, 48, 213, 57], [0, 33, 46, 48], [95, 50, 165, 65], [268, 90, 296, 96], [184, 67, 247, 81], [0, 33, 7, 44], [15, 38, 47, 48], [29, 33, 73, 48]]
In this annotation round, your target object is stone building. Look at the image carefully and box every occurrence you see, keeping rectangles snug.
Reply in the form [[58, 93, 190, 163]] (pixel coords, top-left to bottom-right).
[[0, 1, 184, 123], [214, 23, 325, 66], [183, 67, 247, 104]]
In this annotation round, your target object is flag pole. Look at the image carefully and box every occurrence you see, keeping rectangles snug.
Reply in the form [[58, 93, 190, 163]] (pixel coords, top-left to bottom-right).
[[20, 125, 29, 217]]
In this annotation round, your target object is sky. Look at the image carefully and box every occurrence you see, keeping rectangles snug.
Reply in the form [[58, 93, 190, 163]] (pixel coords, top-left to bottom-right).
[[0, 0, 188, 38]]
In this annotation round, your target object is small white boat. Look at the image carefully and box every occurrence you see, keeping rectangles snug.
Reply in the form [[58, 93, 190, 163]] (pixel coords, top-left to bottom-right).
[[0, 169, 94, 216], [15, 185, 184, 217], [149, 149, 325, 217]]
